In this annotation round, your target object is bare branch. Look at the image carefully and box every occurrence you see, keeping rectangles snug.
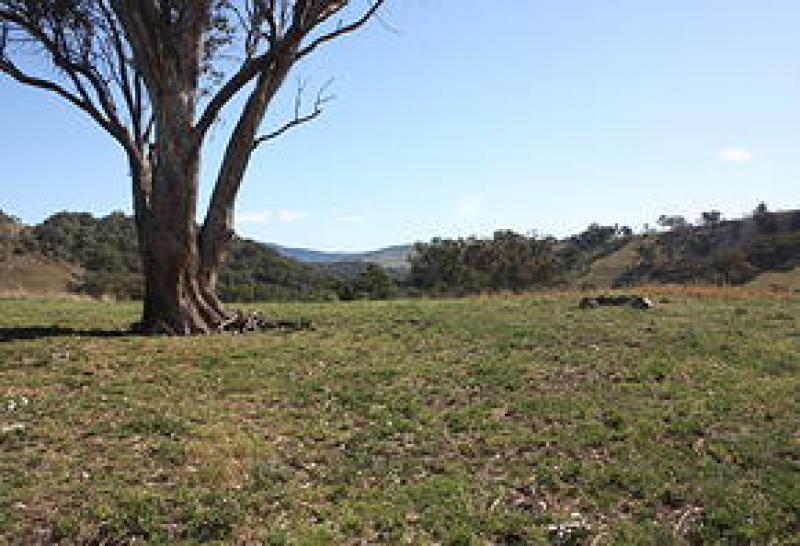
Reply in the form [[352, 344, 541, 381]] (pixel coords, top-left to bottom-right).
[[375, 10, 402, 36], [195, 1, 382, 144], [0, 57, 85, 111], [98, 0, 142, 141], [297, 0, 385, 60], [264, 0, 280, 44], [0, 55, 141, 157], [0, 5, 139, 157], [253, 77, 333, 148], [194, 51, 276, 138], [252, 108, 322, 146]]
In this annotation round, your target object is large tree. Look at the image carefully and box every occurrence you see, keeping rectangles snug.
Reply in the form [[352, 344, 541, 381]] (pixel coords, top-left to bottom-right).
[[0, 0, 384, 334]]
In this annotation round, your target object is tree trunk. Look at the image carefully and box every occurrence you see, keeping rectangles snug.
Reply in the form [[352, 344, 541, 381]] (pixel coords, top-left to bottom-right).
[[131, 135, 230, 335], [137, 214, 229, 335], [133, 183, 230, 334], [198, 66, 293, 298]]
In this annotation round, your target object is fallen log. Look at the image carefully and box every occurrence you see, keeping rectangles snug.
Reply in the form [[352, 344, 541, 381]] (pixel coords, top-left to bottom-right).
[[579, 294, 654, 310], [220, 311, 313, 334]]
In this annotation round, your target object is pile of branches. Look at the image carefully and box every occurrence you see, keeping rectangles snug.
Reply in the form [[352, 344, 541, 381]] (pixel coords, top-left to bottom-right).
[[221, 311, 313, 333], [579, 294, 654, 310]]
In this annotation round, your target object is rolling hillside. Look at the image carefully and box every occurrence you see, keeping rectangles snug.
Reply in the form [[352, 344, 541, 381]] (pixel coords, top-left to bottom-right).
[[574, 239, 642, 289], [4, 206, 800, 299], [0, 254, 80, 298], [747, 265, 800, 292], [0, 212, 354, 302]]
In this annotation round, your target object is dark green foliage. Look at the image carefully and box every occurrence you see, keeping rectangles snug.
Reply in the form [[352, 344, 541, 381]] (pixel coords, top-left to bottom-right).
[[657, 215, 689, 230], [8, 205, 800, 299], [636, 240, 657, 265], [34, 211, 138, 265], [0, 210, 20, 225], [753, 202, 779, 234], [410, 230, 561, 294], [79, 269, 144, 299], [1, 210, 401, 301], [748, 232, 800, 270], [684, 231, 713, 256], [700, 210, 722, 228], [789, 210, 800, 232], [350, 264, 398, 300], [219, 239, 400, 302], [217, 237, 340, 303], [0, 210, 36, 260], [617, 207, 800, 287], [709, 249, 758, 284], [559, 223, 632, 275], [33, 211, 142, 298], [569, 223, 622, 250], [0, 210, 403, 302]]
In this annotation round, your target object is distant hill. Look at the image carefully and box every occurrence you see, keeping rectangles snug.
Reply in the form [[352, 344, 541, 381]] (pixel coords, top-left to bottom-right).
[[358, 245, 415, 270], [272, 243, 414, 270], [4, 205, 800, 301], [575, 239, 642, 289], [401, 206, 800, 294], [0, 211, 384, 302], [269, 245, 358, 264], [573, 208, 800, 290]]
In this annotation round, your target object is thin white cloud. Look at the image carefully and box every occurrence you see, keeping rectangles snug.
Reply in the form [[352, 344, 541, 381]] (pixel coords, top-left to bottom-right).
[[720, 147, 753, 162], [236, 211, 270, 224], [273, 209, 309, 222], [236, 209, 309, 224], [337, 213, 363, 223]]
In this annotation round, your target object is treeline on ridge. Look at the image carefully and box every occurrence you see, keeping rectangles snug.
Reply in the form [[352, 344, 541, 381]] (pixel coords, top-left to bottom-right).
[[620, 204, 800, 287], [3, 204, 800, 301], [410, 230, 563, 294], [0, 211, 395, 302]]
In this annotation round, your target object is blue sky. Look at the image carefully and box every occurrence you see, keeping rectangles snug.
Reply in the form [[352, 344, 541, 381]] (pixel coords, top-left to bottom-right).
[[2, 1, 799, 251]]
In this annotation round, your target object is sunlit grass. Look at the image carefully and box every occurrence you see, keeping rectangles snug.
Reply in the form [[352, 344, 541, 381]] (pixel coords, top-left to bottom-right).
[[1, 294, 798, 543]]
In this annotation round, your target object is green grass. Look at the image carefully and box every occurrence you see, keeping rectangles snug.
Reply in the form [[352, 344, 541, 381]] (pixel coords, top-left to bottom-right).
[[1, 294, 798, 544]]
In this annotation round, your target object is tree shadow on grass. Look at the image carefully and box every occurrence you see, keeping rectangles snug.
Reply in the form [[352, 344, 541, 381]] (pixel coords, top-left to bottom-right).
[[0, 315, 314, 341], [0, 325, 132, 342]]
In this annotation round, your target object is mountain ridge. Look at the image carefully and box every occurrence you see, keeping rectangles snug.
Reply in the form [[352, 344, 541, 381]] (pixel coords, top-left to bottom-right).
[[270, 243, 414, 269]]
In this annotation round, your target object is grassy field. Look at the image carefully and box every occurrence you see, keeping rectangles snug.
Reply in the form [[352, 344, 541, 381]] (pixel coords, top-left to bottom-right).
[[0, 293, 798, 545]]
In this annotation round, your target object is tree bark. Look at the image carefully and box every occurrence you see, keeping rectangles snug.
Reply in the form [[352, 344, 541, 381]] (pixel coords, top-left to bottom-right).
[[119, 5, 234, 335], [132, 158, 230, 335], [199, 64, 292, 296], [130, 74, 232, 335]]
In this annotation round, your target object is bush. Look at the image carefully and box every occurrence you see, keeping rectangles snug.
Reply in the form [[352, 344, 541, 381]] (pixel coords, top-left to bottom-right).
[[410, 230, 561, 294], [710, 249, 758, 284], [748, 233, 800, 269]]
